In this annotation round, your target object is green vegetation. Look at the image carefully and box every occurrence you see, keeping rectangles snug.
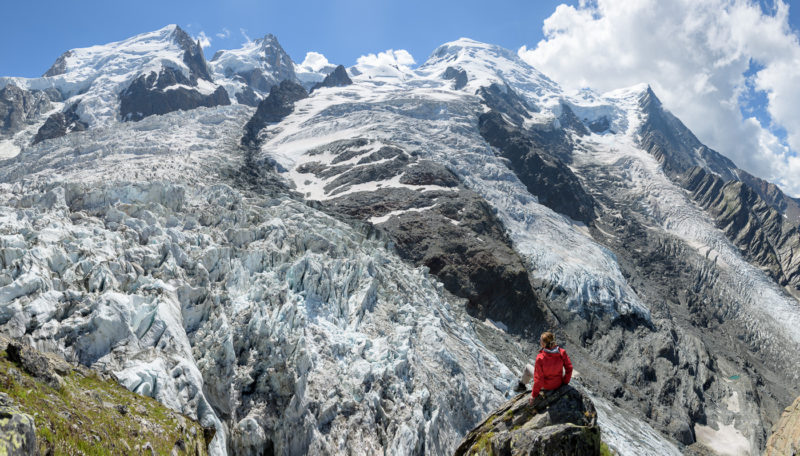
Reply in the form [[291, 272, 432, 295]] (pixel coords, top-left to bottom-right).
[[470, 431, 495, 455], [0, 351, 210, 455], [600, 440, 615, 456]]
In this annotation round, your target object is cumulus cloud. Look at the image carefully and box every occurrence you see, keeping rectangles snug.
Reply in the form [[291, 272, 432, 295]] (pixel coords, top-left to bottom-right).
[[216, 28, 230, 39], [195, 31, 211, 48], [356, 49, 416, 68], [299, 52, 331, 72], [519, 0, 800, 196]]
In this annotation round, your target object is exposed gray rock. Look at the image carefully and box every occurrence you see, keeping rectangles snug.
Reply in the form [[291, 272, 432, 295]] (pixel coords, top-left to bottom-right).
[[479, 110, 596, 224], [6, 341, 66, 389], [43, 50, 72, 77], [32, 103, 87, 145], [310, 65, 352, 93], [310, 139, 553, 335], [0, 83, 52, 136], [477, 83, 536, 125], [638, 87, 737, 181], [586, 116, 611, 133], [558, 103, 589, 136], [683, 166, 800, 290], [234, 85, 261, 107], [241, 80, 307, 147], [171, 26, 213, 82], [119, 67, 230, 122], [738, 169, 800, 225], [443, 66, 468, 90], [454, 385, 600, 456]]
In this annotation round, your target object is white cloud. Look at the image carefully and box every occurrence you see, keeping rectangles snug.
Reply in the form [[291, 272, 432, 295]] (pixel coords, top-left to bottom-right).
[[240, 28, 252, 43], [215, 27, 230, 39], [299, 52, 331, 72], [519, 0, 800, 196], [195, 31, 211, 48], [356, 49, 416, 68]]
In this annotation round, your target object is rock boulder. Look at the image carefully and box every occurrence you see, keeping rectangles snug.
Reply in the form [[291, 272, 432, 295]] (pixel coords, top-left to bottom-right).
[[454, 385, 600, 456]]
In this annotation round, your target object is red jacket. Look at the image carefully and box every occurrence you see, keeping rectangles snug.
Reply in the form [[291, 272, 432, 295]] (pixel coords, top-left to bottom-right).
[[532, 346, 573, 398]]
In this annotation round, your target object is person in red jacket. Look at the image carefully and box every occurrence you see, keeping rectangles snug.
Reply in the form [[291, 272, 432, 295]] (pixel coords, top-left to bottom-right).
[[518, 331, 573, 406]]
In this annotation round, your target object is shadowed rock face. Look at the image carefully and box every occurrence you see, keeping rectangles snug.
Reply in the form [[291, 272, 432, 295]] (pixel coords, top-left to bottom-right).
[[683, 166, 800, 290], [119, 67, 231, 122], [43, 50, 72, 77], [738, 169, 800, 225], [443, 67, 468, 90], [32, 103, 87, 145], [0, 83, 52, 136], [241, 80, 307, 147], [479, 110, 596, 225], [454, 385, 600, 456], [310, 65, 352, 93], [172, 26, 213, 82]]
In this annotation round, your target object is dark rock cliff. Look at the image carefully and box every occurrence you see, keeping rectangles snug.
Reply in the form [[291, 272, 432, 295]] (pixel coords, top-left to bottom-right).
[[32, 103, 87, 145], [310, 65, 352, 93], [479, 110, 596, 225], [119, 67, 230, 122], [242, 80, 307, 148], [0, 83, 52, 136]]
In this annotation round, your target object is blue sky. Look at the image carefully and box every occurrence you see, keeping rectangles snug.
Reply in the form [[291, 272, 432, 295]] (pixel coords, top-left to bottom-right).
[[0, 0, 575, 78]]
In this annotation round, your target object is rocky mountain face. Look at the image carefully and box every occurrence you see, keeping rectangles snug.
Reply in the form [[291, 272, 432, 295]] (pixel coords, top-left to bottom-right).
[[211, 34, 300, 106], [1, 27, 799, 456], [0, 84, 52, 137]]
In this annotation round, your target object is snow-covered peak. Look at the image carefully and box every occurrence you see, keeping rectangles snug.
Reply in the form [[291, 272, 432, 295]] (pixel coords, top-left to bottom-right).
[[419, 38, 561, 99], [0, 24, 216, 127], [210, 34, 294, 76], [208, 33, 298, 104]]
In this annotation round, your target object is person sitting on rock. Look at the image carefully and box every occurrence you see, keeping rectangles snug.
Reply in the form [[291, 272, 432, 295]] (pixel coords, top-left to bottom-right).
[[514, 331, 573, 406]]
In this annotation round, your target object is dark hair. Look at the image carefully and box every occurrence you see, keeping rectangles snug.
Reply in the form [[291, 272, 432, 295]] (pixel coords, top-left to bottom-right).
[[540, 331, 556, 349]]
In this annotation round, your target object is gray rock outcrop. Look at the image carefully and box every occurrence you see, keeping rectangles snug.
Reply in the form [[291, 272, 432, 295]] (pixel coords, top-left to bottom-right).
[[683, 166, 800, 290], [119, 67, 230, 122], [241, 80, 307, 147], [443, 66, 468, 90], [310, 65, 352, 93], [478, 109, 596, 225], [454, 385, 600, 456], [32, 103, 87, 145], [0, 83, 52, 137]]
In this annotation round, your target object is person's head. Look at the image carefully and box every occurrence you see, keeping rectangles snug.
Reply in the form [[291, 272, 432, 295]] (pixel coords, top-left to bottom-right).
[[540, 331, 556, 349]]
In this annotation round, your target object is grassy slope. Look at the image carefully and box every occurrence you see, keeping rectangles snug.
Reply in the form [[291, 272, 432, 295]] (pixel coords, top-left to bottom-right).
[[0, 349, 211, 455]]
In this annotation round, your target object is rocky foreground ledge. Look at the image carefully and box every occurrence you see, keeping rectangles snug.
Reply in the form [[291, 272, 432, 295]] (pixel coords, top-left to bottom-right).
[[454, 385, 601, 456], [765, 394, 800, 456], [0, 337, 213, 455]]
